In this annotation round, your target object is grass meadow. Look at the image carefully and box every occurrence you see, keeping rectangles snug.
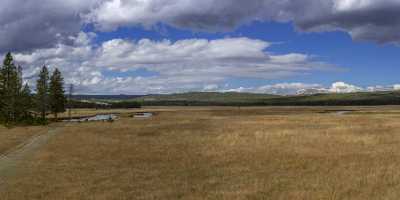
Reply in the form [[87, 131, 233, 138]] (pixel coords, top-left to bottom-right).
[[1, 106, 400, 199]]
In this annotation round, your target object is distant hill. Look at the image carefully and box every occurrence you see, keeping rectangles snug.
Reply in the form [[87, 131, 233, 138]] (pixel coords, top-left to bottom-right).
[[72, 91, 400, 106], [261, 91, 400, 106], [73, 95, 145, 101], [134, 92, 279, 103]]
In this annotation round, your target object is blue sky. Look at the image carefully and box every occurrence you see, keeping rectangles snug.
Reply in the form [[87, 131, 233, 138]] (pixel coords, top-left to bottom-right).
[[2, 0, 400, 94], [93, 21, 400, 91]]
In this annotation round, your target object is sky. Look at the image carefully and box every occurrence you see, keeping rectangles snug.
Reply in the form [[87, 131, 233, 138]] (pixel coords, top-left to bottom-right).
[[0, 0, 400, 95]]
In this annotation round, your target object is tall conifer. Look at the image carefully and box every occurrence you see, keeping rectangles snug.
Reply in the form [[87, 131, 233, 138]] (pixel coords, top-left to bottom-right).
[[49, 68, 66, 119], [0, 53, 22, 122], [36, 66, 50, 120]]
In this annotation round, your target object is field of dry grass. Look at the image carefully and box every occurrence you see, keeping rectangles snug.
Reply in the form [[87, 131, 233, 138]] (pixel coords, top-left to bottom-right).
[[0, 126, 48, 155], [2, 106, 400, 199]]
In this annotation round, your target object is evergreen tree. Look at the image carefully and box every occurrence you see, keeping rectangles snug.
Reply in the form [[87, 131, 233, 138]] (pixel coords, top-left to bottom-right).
[[36, 66, 50, 120], [0, 56, 4, 120], [0, 53, 22, 122], [49, 68, 66, 119], [20, 83, 33, 119], [0, 54, 66, 125], [14, 65, 26, 120]]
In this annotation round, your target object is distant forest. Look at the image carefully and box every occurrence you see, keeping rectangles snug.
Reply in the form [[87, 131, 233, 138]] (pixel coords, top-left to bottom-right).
[[73, 91, 400, 107]]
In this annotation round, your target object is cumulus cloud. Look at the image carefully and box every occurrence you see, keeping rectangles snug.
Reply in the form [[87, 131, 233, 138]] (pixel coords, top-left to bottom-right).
[[254, 83, 323, 95], [301, 82, 400, 95], [2, 0, 399, 94], [1, 0, 399, 52], [300, 81, 372, 94], [0, 0, 99, 52], [11, 32, 399, 96], [221, 82, 363, 95], [87, 0, 400, 43], [366, 85, 394, 92], [93, 37, 334, 80], [238, 81, 400, 95], [328, 81, 363, 93], [6, 32, 336, 94]]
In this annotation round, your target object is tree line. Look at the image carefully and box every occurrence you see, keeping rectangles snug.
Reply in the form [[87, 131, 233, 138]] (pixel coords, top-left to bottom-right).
[[0, 53, 66, 125]]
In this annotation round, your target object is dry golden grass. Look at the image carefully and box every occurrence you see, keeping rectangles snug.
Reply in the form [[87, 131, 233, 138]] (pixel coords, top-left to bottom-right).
[[2, 106, 400, 199], [0, 126, 47, 155]]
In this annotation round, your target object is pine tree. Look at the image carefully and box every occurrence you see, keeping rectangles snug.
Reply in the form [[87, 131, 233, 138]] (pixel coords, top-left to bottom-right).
[[20, 83, 33, 119], [0, 53, 22, 122], [49, 68, 66, 119], [0, 55, 5, 120], [14, 65, 26, 120], [36, 66, 50, 120], [0, 53, 35, 124], [1, 53, 14, 121]]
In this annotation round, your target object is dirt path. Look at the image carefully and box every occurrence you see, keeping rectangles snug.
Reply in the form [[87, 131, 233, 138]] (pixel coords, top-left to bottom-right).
[[0, 125, 61, 186]]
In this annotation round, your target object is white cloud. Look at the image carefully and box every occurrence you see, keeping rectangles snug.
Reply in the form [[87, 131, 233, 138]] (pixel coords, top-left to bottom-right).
[[7, 31, 398, 95], [1, 0, 400, 52], [328, 82, 363, 93], [219, 83, 322, 95], [255, 83, 322, 95], [9, 32, 335, 94], [299, 82, 400, 95], [394, 84, 400, 91], [86, 0, 400, 43], [220, 82, 362, 95], [223, 81, 400, 95], [366, 85, 393, 92], [203, 84, 219, 91]]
